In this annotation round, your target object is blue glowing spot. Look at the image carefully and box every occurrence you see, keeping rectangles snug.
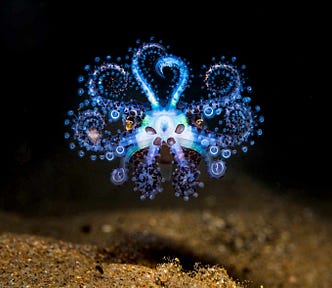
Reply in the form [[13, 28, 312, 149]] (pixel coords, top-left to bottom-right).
[[209, 145, 219, 157], [105, 152, 114, 161], [78, 88, 85, 96], [110, 110, 120, 121], [203, 106, 214, 118], [221, 149, 231, 159], [69, 142, 75, 150], [115, 145, 125, 157], [77, 75, 84, 83], [201, 138, 210, 147], [67, 110, 74, 116]]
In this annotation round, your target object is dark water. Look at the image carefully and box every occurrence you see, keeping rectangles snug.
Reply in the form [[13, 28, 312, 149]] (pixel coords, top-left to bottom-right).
[[1, 1, 330, 216]]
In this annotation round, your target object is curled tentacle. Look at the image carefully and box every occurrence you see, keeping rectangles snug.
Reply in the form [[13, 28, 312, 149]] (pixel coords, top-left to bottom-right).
[[64, 100, 115, 161], [78, 57, 129, 100], [155, 55, 189, 109], [184, 57, 264, 158], [110, 167, 128, 185], [64, 96, 147, 161], [204, 61, 242, 100], [131, 42, 166, 109]]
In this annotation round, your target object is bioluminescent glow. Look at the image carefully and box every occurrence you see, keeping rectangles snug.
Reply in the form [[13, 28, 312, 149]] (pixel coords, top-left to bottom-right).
[[64, 37, 264, 200]]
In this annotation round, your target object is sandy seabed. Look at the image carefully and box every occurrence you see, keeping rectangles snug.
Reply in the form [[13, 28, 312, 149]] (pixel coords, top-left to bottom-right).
[[0, 156, 331, 287]]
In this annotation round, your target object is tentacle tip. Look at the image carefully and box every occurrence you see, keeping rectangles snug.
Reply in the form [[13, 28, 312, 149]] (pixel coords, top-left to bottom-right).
[[110, 168, 127, 185], [208, 160, 227, 179]]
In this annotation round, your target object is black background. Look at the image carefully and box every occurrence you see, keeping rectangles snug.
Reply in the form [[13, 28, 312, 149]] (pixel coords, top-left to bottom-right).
[[1, 1, 330, 205]]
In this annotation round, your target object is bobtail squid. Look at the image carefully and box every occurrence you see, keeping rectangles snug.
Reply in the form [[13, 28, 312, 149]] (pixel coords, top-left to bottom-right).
[[64, 37, 264, 200]]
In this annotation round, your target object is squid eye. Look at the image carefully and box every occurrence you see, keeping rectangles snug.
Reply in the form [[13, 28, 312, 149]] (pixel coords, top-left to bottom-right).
[[126, 120, 134, 131], [195, 118, 204, 128], [125, 114, 143, 131], [125, 116, 135, 131]]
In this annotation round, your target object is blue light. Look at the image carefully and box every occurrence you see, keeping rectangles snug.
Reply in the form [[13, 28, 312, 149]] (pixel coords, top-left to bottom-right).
[[64, 38, 264, 201]]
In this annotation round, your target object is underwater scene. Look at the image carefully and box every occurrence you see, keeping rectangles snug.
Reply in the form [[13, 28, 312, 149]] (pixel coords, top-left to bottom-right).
[[1, 2, 330, 287]]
